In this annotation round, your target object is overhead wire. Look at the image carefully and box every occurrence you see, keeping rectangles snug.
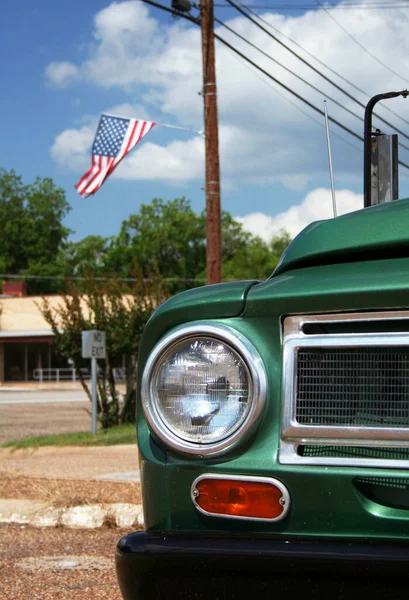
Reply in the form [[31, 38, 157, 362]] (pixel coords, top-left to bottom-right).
[[223, 36, 363, 153], [223, 0, 409, 145], [214, 3, 409, 9], [214, 14, 409, 153], [214, 16, 365, 122], [214, 29, 365, 141], [213, 31, 409, 168], [241, 2, 409, 127], [0, 273, 208, 283], [317, 0, 409, 82], [138, 0, 409, 169]]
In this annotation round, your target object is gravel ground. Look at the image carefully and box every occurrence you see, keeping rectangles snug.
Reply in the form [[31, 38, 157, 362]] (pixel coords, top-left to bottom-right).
[[0, 523, 130, 599], [0, 401, 91, 444], [0, 417, 142, 598]]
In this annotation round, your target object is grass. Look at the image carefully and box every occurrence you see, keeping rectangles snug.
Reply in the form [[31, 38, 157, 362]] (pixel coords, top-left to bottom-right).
[[2, 423, 136, 449]]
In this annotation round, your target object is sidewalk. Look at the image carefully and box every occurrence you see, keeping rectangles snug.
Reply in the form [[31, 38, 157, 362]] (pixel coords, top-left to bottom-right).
[[0, 445, 143, 528]]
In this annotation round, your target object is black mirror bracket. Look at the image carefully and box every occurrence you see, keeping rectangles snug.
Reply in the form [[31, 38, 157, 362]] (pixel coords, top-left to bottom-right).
[[364, 90, 408, 208]]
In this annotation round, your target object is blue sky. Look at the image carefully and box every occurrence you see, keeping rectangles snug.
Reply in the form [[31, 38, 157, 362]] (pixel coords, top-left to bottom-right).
[[2, 0, 409, 243]]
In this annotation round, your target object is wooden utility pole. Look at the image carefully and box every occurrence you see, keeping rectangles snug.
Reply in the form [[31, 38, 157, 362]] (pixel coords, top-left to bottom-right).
[[200, 0, 222, 284]]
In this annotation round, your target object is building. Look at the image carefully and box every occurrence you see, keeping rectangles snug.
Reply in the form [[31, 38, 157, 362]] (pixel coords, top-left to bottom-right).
[[0, 282, 70, 383]]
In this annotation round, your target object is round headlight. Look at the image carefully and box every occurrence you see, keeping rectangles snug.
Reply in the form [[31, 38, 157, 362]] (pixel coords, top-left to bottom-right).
[[142, 322, 267, 456]]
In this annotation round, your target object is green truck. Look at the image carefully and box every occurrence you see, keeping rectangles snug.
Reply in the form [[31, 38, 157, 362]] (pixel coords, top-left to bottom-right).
[[116, 93, 409, 599]]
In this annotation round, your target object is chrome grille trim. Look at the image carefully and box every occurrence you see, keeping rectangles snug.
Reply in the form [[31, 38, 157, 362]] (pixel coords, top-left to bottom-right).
[[284, 311, 409, 338], [280, 312, 409, 468], [279, 440, 409, 469]]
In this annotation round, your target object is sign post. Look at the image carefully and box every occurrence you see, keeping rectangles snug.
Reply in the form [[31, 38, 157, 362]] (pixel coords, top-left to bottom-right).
[[81, 330, 106, 435]]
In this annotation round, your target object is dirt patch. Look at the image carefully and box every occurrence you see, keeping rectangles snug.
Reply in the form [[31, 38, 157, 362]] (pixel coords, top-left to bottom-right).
[[0, 523, 129, 599], [0, 445, 139, 480], [0, 472, 141, 506]]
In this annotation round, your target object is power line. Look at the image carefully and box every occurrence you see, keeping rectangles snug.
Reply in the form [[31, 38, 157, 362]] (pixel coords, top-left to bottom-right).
[[214, 30, 409, 169], [339, 0, 409, 4], [225, 39, 363, 153], [215, 32, 363, 140], [0, 273, 208, 283], [214, 15, 409, 154], [214, 3, 409, 8], [242, 3, 409, 128], [317, 0, 409, 82], [215, 18, 371, 125], [224, 0, 409, 145], [140, 0, 409, 169], [140, 0, 362, 144]]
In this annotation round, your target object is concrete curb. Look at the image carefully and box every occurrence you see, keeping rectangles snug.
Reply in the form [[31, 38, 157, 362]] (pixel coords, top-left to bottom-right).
[[0, 499, 144, 529]]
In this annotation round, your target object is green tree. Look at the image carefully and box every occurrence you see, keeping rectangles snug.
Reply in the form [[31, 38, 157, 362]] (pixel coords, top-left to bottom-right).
[[200, 212, 291, 282], [220, 212, 272, 281], [40, 266, 169, 428], [107, 197, 292, 288], [269, 230, 292, 268], [109, 198, 206, 292], [64, 235, 113, 281], [0, 169, 72, 293]]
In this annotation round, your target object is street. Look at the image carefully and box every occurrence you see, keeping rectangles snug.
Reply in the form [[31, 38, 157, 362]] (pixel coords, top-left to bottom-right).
[[0, 393, 92, 445], [0, 390, 89, 405]]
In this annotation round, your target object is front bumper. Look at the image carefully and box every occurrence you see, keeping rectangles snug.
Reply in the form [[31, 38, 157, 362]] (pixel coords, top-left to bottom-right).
[[116, 532, 409, 600]]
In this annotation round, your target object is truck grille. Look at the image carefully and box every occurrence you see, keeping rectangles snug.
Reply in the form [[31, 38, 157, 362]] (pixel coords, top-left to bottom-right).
[[281, 312, 409, 467], [296, 347, 409, 428]]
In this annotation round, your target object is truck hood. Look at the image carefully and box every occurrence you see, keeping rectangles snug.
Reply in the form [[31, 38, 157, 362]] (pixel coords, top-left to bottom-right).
[[273, 197, 409, 277]]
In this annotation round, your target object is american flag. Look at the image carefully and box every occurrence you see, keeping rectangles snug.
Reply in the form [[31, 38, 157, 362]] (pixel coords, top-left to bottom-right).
[[75, 114, 155, 197]]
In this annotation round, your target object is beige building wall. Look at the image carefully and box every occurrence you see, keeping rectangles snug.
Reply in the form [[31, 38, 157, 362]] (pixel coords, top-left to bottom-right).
[[0, 294, 133, 332], [0, 295, 64, 332]]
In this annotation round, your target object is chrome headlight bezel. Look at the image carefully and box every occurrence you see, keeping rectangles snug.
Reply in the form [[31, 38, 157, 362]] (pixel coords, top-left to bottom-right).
[[141, 321, 267, 457]]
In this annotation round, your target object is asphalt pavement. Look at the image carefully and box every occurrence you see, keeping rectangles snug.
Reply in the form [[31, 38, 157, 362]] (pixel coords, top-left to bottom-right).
[[0, 391, 92, 444], [0, 389, 89, 404]]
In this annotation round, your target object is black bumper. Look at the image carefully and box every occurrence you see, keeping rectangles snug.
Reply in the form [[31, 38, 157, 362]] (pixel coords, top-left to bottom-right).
[[116, 532, 409, 600]]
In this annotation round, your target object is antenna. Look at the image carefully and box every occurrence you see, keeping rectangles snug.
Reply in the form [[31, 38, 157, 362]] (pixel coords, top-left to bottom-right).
[[324, 100, 337, 218]]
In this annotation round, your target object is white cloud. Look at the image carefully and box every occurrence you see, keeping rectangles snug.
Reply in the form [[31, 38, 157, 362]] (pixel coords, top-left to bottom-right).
[[50, 125, 95, 172], [46, 1, 409, 186], [103, 103, 151, 120], [45, 61, 79, 87], [114, 137, 204, 182], [236, 188, 362, 241]]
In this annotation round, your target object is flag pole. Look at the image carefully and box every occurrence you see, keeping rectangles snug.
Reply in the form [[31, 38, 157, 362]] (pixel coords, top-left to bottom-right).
[[156, 123, 204, 135], [102, 114, 204, 136]]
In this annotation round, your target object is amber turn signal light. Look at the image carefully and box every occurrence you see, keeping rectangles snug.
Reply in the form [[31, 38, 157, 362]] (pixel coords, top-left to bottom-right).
[[191, 475, 290, 522]]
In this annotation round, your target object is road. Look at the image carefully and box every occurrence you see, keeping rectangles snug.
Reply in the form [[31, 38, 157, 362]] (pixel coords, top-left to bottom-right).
[[0, 391, 92, 444], [0, 389, 89, 404]]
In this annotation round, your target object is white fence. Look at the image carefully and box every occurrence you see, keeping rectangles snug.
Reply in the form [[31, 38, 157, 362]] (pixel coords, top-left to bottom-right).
[[33, 367, 126, 388], [33, 368, 90, 389]]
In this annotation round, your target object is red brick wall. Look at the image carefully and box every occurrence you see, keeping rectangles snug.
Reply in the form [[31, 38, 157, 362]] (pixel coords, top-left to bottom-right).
[[2, 281, 27, 297]]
